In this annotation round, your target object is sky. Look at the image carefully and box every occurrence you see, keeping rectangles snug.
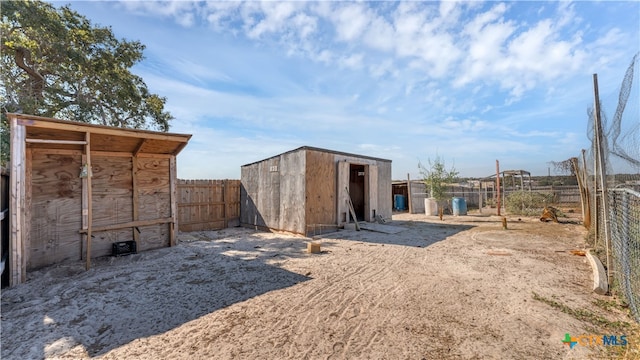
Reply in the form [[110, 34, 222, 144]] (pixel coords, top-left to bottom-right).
[[55, 0, 640, 180]]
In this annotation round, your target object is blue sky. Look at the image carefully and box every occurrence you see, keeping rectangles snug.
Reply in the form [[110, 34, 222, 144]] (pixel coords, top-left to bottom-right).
[[57, 1, 639, 180]]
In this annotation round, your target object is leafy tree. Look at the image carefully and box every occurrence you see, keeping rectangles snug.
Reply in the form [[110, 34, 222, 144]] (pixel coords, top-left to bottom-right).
[[418, 155, 459, 202], [1, 0, 172, 165]]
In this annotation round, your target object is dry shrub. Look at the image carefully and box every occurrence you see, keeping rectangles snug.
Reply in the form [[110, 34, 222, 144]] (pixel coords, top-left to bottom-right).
[[505, 191, 555, 216]]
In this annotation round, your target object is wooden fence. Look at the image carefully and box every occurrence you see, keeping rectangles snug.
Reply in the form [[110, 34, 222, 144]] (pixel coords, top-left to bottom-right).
[[177, 179, 240, 232]]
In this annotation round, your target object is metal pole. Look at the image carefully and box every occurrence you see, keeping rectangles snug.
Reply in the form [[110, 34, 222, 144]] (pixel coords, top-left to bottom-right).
[[593, 73, 612, 288]]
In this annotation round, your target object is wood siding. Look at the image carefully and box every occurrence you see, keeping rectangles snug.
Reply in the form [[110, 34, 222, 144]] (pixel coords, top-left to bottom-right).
[[240, 150, 306, 234], [29, 151, 83, 269], [305, 150, 336, 233]]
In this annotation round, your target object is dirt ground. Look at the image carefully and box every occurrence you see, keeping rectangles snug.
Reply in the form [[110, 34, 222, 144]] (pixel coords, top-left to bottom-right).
[[1, 213, 636, 359]]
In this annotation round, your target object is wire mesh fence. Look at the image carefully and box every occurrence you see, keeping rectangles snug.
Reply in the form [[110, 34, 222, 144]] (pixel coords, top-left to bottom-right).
[[607, 188, 640, 323], [581, 53, 640, 323]]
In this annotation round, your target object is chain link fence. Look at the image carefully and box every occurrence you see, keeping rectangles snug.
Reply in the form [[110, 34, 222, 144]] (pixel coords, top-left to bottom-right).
[[607, 188, 640, 323], [582, 54, 640, 323]]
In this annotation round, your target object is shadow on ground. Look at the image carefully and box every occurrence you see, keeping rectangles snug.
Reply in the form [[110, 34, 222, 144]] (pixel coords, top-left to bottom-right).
[[317, 219, 475, 248], [0, 229, 311, 359]]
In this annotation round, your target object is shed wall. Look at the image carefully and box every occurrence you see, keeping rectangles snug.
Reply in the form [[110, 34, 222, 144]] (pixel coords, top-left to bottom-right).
[[27, 153, 172, 270], [305, 150, 336, 234], [376, 161, 393, 219], [240, 150, 306, 234], [240, 164, 259, 227], [134, 157, 171, 251], [278, 151, 306, 234], [90, 155, 134, 258], [28, 151, 82, 269]]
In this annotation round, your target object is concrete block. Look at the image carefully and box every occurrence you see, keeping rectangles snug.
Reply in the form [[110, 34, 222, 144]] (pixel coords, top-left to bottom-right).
[[308, 242, 321, 254], [586, 250, 608, 295], [344, 223, 357, 231]]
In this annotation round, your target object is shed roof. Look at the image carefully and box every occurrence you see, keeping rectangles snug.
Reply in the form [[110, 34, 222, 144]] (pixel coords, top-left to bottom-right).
[[9, 113, 191, 155], [242, 146, 392, 167]]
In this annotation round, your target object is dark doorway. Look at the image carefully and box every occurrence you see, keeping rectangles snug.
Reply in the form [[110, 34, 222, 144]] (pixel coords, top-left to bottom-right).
[[349, 164, 366, 221]]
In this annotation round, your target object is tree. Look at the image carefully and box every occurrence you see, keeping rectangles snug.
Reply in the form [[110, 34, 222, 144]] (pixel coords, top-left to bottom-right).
[[1, 0, 173, 165], [548, 158, 576, 176], [418, 155, 459, 202]]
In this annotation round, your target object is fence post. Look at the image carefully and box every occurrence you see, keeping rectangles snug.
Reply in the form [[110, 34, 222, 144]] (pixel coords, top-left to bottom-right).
[[620, 191, 638, 320], [223, 180, 228, 228]]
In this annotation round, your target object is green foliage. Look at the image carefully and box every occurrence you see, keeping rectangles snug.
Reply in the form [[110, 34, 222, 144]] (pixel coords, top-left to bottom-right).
[[1, 0, 173, 165], [418, 155, 459, 202], [505, 191, 555, 216]]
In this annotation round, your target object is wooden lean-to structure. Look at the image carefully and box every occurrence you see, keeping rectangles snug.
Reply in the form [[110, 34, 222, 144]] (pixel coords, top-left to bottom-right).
[[8, 113, 191, 286]]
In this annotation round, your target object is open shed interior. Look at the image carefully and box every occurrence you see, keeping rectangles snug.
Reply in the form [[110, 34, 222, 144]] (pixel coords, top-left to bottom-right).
[[8, 114, 191, 286]]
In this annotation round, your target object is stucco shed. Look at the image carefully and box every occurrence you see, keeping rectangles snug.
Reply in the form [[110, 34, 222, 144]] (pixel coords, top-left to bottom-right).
[[240, 146, 392, 236]]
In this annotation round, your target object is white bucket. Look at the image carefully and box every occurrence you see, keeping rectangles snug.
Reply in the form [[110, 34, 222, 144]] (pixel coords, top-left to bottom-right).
[[424, 198, 438, 216]]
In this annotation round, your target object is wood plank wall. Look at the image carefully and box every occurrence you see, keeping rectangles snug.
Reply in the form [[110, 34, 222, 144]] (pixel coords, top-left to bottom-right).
[[177, 180, 240, 232], [1, 167, 9, 286]]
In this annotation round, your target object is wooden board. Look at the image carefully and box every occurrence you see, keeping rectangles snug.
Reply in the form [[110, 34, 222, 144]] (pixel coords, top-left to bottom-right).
[[28, 153, 83, 270], [305, 150, 336, 234]]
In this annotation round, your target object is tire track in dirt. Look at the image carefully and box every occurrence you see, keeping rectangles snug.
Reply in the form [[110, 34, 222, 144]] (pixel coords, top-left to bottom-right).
[[258, 241, 413, 358], [325, 244, 413, 358]]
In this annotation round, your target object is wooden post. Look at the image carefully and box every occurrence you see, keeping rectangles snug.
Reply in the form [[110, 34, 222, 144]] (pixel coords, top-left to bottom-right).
[[131, 156, 140, 245], [581, 149, 591, 229], [478, 181, 483, 214], [593, 73, 612, 287], [406, 173, 413, 214], [81, 154, 88, 260], [222, 180, 227, 228], [496, 160, 501, 216], [169, 156, 177, 246], [84, 132, 93, 271], [9, 114, 26, 285], [519, 174, 524, 191]]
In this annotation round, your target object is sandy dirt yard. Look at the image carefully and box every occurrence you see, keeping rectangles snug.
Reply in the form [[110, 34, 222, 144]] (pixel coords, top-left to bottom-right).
[[1, 213, 636, 359]]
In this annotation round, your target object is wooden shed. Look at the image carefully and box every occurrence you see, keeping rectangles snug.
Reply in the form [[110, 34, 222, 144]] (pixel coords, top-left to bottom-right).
[[240, 146, 392, 236], [7, 113, 191, 286]]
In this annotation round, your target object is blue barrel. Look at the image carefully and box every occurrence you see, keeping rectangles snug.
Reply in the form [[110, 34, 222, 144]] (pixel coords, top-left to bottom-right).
[[394, 194, 406, 211], [452, 197, 467, 216]]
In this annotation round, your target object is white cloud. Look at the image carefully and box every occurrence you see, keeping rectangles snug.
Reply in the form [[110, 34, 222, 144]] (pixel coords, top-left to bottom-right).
[[369, 59, 397, 78], [363, 15, 395, 51], [332, 3, 371, 42], [89, 0, 635, 179], [118, 1, 201, 27], [205, 2, 241, 31], [339, 53, 364, 69], [453, 2, 592, 100], [291, 13, 317, 39], [246, 2, 299, 39]]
